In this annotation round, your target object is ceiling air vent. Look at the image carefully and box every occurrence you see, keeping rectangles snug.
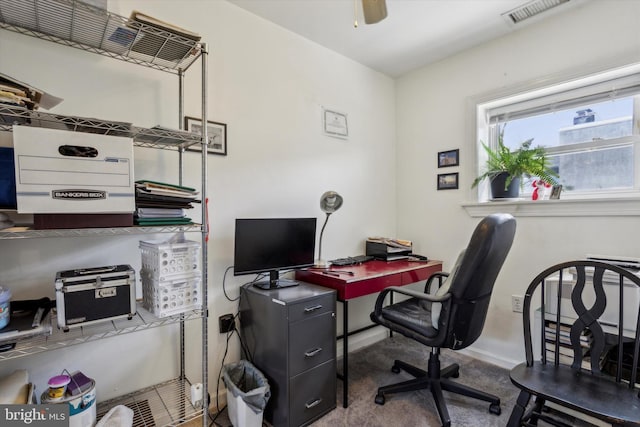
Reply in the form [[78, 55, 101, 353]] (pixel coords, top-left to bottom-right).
[[503, 0, 570, 24]]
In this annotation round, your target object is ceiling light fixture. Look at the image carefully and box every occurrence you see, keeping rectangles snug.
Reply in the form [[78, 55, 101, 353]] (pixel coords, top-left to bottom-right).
[[354, 0, 388, 28], [363, 0, 388, 24]]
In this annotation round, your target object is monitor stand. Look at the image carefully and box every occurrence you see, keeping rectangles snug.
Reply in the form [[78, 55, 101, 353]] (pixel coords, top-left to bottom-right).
[[253, 270, 300, 290]]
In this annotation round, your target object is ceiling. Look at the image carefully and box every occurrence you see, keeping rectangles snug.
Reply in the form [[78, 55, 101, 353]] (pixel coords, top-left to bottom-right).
[[227, 0, 589, 78]]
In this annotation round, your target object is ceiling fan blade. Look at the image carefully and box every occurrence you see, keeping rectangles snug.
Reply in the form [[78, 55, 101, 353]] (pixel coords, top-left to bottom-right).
[[362, 0, 387, 24]]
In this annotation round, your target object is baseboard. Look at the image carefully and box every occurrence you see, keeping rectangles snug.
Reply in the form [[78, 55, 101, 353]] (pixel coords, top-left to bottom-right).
[[209, 388, 227, 416], [337, 326, 387, 357], [456, 346, 520, 370], [338, 328, 521, 371]]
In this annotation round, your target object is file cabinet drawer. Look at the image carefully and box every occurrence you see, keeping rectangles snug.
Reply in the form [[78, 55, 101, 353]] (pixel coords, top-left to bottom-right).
[[290, 359, 336, 427], [289, 311, 335, 376], [240, 282, 336, 427], [288, 293, 335, 323]]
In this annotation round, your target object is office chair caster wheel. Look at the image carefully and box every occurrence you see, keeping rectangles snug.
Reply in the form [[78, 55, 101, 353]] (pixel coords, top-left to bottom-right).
[[489, 403, 501, 415], [375, 394, 386, 405]]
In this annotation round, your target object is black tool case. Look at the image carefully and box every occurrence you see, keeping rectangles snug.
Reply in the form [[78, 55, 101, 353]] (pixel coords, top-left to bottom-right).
[[55, 265, 136, 331]]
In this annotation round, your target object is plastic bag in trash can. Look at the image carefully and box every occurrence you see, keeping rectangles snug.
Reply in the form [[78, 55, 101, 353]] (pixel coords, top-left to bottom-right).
[[222, 360, 271, 414]]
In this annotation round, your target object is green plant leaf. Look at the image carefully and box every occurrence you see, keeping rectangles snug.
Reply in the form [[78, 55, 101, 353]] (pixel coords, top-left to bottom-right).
[[471, 126, 559, 190]]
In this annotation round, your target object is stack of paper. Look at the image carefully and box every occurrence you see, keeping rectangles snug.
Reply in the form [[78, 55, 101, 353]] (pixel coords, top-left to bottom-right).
[[366, 237, 413, 250], [0, 73, 63, 111], [0, 83, 32, 109], [135, 180, 198, 225]]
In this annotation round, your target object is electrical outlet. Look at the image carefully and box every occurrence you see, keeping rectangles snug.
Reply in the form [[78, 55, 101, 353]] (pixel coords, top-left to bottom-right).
[[218, 314, 235, 333], [511, 295, 524, 313]]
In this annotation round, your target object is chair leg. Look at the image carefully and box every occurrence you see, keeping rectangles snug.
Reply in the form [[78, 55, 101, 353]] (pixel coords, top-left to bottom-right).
[[527, 397, 572, 427], [393, 359, 427, 378], [440, 362, 460, 379], [430, 380, 451, 427], [507, 390, 531, 427], [440, 377, 501, 408], [377, 375, 431, 396], [375, 349, 500, 427], [529, 396, 545, 425]]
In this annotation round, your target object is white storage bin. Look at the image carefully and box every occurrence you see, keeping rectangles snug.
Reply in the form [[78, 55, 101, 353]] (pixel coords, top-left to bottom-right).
[[141, 273, 201, 318], [139, 239, 200, 281], [13, 126, 134, 213]]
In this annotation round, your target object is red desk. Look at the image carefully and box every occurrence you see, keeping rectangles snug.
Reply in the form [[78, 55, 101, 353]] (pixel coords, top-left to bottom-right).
[[295, 259, 442, 408]]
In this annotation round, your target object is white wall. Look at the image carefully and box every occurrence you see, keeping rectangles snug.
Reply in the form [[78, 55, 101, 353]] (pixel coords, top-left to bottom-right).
[[396, 0, 640, 367], [0, 0, 396, 405], [4, 0, 639, 412]]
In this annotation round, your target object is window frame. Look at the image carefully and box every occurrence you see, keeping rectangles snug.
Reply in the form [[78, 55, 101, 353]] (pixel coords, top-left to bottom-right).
[[473, 62, 640, 204]]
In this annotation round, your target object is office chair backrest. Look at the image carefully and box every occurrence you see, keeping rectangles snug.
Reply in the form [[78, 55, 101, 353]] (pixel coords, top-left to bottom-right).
[[440, 213, 516, 350]]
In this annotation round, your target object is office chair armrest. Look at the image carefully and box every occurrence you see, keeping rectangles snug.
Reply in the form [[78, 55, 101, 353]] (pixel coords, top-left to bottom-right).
[[373, 285, 452, 315], [424, 272, 450, 293]]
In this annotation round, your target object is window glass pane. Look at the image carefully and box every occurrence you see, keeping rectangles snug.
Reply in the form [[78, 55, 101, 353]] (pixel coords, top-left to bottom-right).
[[500, 96, 634, 150], [554, 146, 634, 192], [515, 145, 634, 198], [478, 66, 640, 201]]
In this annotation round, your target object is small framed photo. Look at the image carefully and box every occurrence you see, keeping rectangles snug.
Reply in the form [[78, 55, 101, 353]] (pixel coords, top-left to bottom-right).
[[322, 107, 348, 139], [550, 185, 563, 199], [438, 149, 459, 168], [184, 116, 227, 156], [437, 172, 459, 190]]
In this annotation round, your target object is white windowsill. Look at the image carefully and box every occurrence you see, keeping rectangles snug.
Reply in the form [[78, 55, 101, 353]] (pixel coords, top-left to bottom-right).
[[461, 197, 640, 218]]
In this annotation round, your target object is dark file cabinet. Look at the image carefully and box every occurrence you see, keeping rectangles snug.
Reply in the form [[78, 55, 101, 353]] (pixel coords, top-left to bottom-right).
[[240, 282, 336, 427]]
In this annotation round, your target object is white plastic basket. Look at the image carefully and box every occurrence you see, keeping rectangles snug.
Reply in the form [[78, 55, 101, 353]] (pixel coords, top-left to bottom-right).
[[139, 239, 200, 281], [141, 273, 201, 318]]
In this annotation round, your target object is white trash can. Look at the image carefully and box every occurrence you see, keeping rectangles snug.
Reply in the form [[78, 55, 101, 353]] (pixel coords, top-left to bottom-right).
[[222, 360, 270, 427]]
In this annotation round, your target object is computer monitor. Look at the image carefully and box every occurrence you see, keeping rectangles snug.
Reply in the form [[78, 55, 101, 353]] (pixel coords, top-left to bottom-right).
[[234, 217, 317, 290]]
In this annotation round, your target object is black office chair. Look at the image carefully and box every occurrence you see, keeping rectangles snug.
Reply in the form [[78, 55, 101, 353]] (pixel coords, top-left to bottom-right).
[[370, 213, 516, 427]]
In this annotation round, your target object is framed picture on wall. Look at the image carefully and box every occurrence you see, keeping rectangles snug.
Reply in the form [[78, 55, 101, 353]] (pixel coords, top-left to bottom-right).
[[438, 149, 459, 168], [437, 172, 459, 190], [550, 185, 563, 199], [322, 107, 348, 139], [184, 116, 227, 156]]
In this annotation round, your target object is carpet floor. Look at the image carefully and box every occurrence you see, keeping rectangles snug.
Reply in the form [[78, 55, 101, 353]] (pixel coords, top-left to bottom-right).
[[211, 334, 596, 426]]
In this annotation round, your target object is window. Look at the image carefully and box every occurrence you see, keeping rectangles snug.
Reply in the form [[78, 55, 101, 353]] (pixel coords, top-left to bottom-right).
[[476, 63, 640, 201]]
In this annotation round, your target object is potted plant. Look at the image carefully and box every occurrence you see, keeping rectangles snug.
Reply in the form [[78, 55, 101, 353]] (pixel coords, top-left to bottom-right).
[[472, 131, 558, 199]]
